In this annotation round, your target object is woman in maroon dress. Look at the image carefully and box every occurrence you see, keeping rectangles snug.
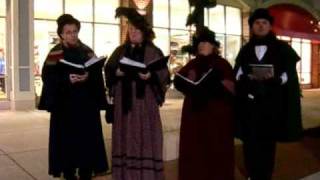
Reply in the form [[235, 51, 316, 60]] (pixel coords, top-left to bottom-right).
[[104, 8, 170, 180], [174, 27, 235, 180]]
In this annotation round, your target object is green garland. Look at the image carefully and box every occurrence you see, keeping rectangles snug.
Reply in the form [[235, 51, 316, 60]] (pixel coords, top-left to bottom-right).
[[182, 0, 217, 54]]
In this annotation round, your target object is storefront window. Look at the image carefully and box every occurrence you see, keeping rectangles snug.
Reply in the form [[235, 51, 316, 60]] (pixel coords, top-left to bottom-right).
[[34, 20, 57, 97], [301, 40, 311, 84], [207, 5, 225, 34], [94, 24, 120, 57], [95, 0, 119, 24], [34, 0, 63, 19], [153, 0, 169, 28], [226, 6, 241, 35], [153, 0, 191, 83], [65, 0, 93, 22], [291, 38, 311, 84], [206, 5, 242, 65], [78, 22, 93, 48], [226, 35, 241, 66], [216, 34, 225, 58], [170, 29, 190, 73], [0, 0, 6, 99], [153, 28, 170, 55], [291, 38, 301, 80], [154, 3, 241, 81], [0, 0, 5, 16], [170, 0, 189, 29]]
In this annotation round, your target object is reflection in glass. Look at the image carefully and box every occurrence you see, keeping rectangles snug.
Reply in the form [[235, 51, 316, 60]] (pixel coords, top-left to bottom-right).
[[0, 18, 5, 98], [153, 0, 169, 28], [204, 8, 209, 26], [208, 5, 225, 34], [34, 0, 63, 19], [215, 34, 225, 58], [94, 24, 120, 57], [169, 30, 190, 80], [291, 39, 301, 82], [0, 0, 6, 16], [34, 20, 57, 97], [78, 23, 93, 48], [301, 42, 311, 84], [153, 28, 170, 55], [226, 35, 241, 66], [95, 0, 119, 23], [65, 0, 93, 21], [279, 36, 291, 41], [170, 0, 189, 29], [226, 6, 241, 35], [291, 38, 311, 84]]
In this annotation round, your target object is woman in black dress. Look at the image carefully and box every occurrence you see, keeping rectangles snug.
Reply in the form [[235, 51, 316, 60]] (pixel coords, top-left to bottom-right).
[[38, 14, 108, 180]]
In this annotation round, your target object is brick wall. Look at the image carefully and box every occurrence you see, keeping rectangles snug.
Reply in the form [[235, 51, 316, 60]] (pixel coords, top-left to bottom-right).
[[311, 43, 320, 88]]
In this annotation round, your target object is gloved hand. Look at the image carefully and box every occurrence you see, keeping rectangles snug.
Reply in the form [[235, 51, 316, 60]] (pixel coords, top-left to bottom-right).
[[264, 76, 282, 86]]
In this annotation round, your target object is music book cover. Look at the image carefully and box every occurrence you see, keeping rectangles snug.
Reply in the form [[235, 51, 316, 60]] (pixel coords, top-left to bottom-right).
[[249, 64, 274, 79]]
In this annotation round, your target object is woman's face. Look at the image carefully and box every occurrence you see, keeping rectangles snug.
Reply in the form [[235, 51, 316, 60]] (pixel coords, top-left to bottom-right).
[[198, 42, 214, 56], [60, 24, 79, 46], [128, 24, 143, 44]]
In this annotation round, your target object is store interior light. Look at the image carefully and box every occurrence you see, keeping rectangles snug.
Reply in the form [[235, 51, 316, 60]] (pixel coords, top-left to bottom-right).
[[133, 0, 151, 15]]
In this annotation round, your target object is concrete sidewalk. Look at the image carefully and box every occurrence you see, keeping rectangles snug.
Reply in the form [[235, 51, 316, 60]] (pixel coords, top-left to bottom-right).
[[0, 90, 320, 180], [0, 98, 183, 180]]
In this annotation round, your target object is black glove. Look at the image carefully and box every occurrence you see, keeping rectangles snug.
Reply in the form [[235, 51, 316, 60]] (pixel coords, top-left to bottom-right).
[[264, 76, 283, 86]]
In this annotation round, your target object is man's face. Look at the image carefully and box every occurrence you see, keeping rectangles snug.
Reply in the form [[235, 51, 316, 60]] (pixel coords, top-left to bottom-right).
[[60, 24, 79, 46], [251, 19, 272, 37]]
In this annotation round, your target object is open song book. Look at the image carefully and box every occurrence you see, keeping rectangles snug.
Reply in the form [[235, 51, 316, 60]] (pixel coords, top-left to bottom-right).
[[175, 68, 214, 86], [174, 68, 225, 95], [249, 64, 274, 79], [119, 56, 169, 74], [58, 56, 107, 74]]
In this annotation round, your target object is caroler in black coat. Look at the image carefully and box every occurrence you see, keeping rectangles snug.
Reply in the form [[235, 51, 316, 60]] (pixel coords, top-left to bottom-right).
[[234, 8, 302, 180], [38, 14, 108, 180]]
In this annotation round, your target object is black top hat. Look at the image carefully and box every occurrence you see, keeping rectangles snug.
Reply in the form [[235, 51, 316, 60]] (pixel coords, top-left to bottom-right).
[[182, 26, 220, 54], [248, 8, 274, 27], [56, 14, 81, 38], [115, 7, 155, 41], [193, 26, 220, 48]]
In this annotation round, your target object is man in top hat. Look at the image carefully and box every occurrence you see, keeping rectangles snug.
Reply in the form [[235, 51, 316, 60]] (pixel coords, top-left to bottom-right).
[[234, 8, 302, 180]]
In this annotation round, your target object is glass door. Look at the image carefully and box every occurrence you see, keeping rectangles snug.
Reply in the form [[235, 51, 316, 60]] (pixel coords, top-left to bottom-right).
[[0, 0, 7, 99]]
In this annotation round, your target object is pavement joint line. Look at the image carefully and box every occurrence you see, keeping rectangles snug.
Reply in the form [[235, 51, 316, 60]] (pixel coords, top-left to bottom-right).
[[2, 148, 48, 156], [4, 153, 38, 180], [0, 127, 49, 134]]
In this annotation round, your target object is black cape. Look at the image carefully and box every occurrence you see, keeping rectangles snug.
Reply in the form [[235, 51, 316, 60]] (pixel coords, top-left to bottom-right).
[[38, 42, 109, 177], [234, 35, 302, 142]]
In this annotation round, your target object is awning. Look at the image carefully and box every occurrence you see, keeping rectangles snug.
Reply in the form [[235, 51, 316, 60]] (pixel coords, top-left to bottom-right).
[[268, 4, 320, 41]]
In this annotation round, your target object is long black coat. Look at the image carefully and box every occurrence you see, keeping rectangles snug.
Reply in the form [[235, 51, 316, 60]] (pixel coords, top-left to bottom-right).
[[234, 35, 302, 142], [38, 42, 109, 177]]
